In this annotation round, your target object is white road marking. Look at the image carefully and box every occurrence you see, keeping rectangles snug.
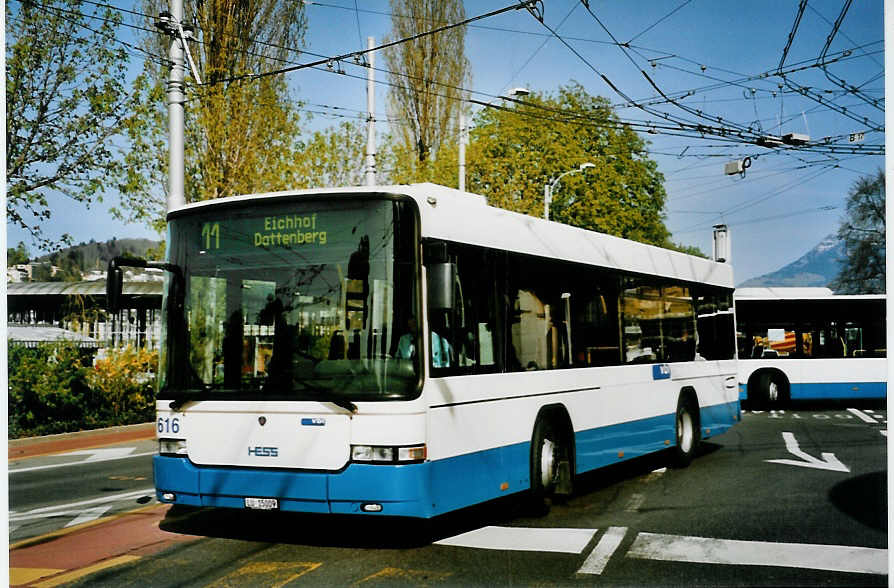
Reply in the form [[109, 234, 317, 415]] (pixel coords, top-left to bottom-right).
[[765, 432, 849, 472], [846, 408, 878, 424], [645, 467, 666, 481], [65, 504, 115, 527], [880, 430, 887, 437], [9, 488, 155, 523], [9, 451, 156, 474], [435, 526, 596, 553], [625, 494, 645, 512], [577, 526, 627, 575], [66, 447, 139, 461], [628, 532, 888, 575]]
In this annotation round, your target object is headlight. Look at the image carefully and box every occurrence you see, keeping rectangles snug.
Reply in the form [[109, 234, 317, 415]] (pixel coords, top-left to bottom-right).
[[159, 438, 188, 456], [351, 444, 425, 464]]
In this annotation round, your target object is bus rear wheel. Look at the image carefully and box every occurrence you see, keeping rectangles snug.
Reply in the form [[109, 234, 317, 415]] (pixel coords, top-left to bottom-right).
[[671, 396, 699, 468], [529, 416, 572, 515], [757, 371, 787, 408]]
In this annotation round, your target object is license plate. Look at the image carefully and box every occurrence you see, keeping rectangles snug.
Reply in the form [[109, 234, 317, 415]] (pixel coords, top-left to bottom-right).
[[244, 497, 278, 510]]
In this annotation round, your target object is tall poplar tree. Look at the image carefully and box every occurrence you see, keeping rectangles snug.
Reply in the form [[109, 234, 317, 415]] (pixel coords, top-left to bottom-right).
[[383, 0, 469, 182]]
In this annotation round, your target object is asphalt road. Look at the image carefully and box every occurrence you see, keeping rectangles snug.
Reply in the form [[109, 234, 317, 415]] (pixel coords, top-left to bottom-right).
[[9, 439, 157, 542], [10, 403, 888, 586]]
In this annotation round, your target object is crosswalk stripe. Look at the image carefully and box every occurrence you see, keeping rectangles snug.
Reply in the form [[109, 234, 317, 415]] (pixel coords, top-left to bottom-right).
[[577, 526, 627, 575], [627, 532, 888, 575], [435, 526, 596, 553], [846, 408, 878, 424]]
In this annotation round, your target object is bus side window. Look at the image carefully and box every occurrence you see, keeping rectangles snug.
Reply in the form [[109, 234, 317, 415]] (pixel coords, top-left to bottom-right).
[[428, 242, 499, 376]]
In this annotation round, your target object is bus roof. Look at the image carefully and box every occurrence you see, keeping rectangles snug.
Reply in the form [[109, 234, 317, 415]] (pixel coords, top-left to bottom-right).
[[735, 287, 885, 301], [170, 183, 735, 289]]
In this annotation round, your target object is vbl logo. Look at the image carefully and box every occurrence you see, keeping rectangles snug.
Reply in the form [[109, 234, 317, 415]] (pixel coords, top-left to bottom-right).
[[248, 446, 279, 457]]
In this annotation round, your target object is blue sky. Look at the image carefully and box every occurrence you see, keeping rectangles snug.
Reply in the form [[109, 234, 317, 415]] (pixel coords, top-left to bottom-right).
[[6, 0, 886, 284]]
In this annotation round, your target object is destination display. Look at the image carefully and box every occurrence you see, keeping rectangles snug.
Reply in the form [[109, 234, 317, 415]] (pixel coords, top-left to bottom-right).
[[198, 212, 332, 252]]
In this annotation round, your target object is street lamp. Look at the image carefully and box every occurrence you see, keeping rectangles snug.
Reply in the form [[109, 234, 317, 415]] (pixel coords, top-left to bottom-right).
[[459, 87, 530, 192], [544, 162, 595, 220]]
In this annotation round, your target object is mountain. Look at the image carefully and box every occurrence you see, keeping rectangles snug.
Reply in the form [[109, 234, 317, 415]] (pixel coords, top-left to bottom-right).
[[738, 235, 844, 288], [33, 238, 162, 274]]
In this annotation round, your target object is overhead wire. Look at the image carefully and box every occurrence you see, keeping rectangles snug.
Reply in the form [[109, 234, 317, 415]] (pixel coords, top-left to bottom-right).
[[10, 0, 172, 68], [575, 1, 760, 137], [626, 0, 692, 44], [777, 0, 808, 72], [197, 1, 536, 86], [674, 164, 838, 234]]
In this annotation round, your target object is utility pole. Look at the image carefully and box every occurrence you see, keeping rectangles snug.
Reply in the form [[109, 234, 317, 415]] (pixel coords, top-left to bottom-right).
[[156, 0, 187, 211], [458, 107, 466, 191], [365, 37, 376, 186]]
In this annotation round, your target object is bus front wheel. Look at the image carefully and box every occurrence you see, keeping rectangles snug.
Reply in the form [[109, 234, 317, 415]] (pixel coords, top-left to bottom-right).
[[671, 396, 700, 468]]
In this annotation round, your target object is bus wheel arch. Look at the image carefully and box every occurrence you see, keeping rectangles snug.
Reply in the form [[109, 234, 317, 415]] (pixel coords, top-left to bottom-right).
[[748, 368, 789, 407], [671, 388, 700, 468], [529, 404, 575, 514]]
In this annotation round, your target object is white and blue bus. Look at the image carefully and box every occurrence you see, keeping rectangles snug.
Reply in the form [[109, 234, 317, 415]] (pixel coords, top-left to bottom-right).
[[736, 287, 886, 406], [112, 184, 739, 518]]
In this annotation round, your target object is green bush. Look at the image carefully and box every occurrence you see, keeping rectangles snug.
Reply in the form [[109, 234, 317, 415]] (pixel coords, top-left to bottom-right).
[[8, 342, 158, 439]]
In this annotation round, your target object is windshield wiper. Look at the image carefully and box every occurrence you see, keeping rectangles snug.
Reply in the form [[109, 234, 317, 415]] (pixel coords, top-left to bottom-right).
[[328, 398, 358, 414], [168, 392, 203, 411], [290, 379, 358, 414]]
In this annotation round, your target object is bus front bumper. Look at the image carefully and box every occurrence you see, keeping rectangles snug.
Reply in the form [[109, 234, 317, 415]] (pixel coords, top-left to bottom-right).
[[153, 455, 435, 518]]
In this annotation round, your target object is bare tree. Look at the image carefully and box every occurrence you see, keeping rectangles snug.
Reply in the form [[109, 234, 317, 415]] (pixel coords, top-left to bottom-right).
[[832, 169, 885, 294], [383, 0, 469, 178]]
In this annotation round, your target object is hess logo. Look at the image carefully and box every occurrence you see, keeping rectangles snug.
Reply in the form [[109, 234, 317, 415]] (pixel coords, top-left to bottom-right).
[[248, 446, 279, 457]]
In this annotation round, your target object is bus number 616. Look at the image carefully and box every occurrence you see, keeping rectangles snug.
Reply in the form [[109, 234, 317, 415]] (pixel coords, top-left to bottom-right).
[[158, 417, 180, 434]]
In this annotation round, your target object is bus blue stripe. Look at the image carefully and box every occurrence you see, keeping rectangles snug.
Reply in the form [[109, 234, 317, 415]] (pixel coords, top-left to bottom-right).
[[741, 381, 886, 400], [576, 413, 674, 472], [154, 401, 740, 518], [790, 381, 886, 400]]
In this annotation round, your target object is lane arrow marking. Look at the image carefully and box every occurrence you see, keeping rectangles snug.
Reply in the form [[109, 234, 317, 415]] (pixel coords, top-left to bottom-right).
[[66, 504, 115, 527], [10, 449, 155, 474], [765, 432, 849, 472], [65, 447, 138, 461]]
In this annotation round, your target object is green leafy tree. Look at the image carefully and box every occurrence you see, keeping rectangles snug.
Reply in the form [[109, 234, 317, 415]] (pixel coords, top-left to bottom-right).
[[461, 83, 671, 247], [6, 0, 133, 246], [119, 0, 307, 230], [383, 0, 469, 182], [294, 120, 367, 188], [7, 242, 30, 266], [832, 169, 885, 294]]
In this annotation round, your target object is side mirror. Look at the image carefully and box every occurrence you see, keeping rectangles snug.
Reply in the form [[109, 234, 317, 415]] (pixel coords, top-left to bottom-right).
[[427, 263, 456, 310], [106, 262, 124, 313]]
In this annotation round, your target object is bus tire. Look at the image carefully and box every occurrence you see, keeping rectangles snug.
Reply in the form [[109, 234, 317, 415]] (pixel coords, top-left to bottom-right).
[[758, 371, 787, 408], [671, 395, 699, 468], [529, 414, 571, 515]]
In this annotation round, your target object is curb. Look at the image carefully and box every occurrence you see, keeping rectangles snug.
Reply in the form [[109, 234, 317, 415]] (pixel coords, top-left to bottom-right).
[[8, 422, 156, 461]]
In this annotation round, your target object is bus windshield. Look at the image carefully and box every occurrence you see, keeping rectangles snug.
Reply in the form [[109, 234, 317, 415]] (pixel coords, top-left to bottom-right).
[[160, 197, 420, 402]]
